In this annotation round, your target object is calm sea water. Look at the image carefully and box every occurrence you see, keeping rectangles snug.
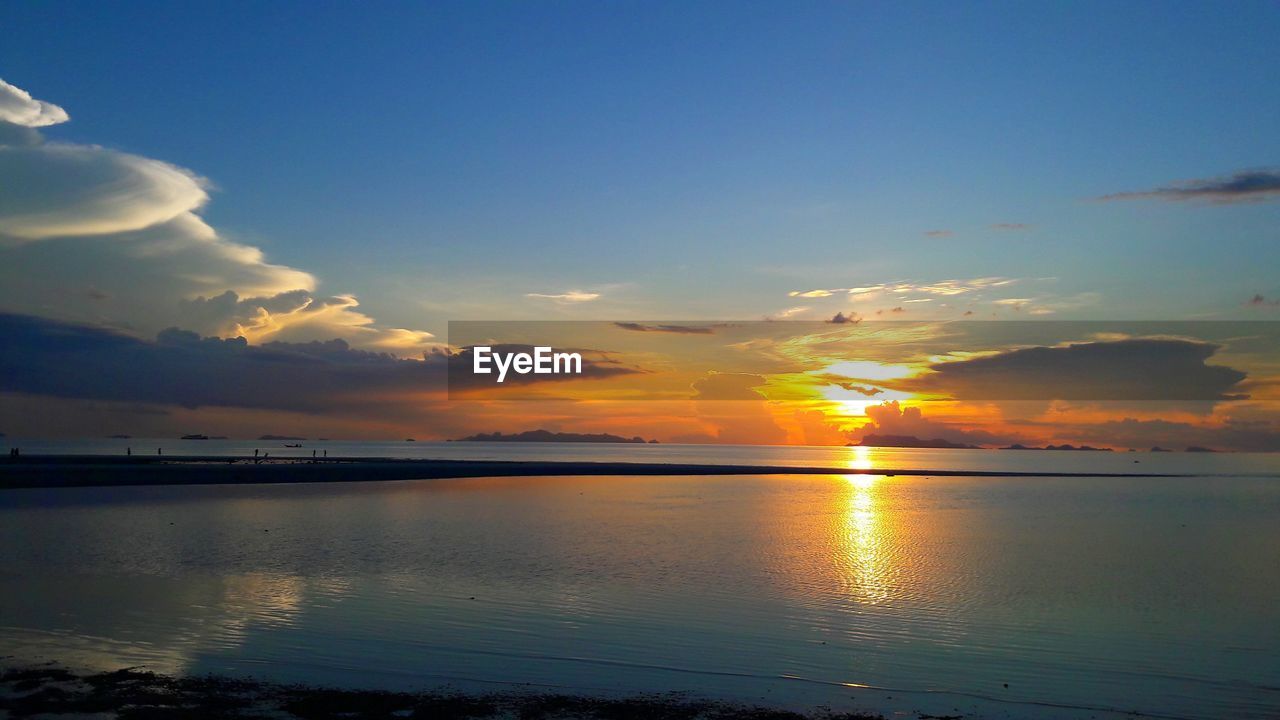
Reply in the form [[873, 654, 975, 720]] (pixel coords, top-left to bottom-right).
[[1, 446, 1278, 719], [9, 437, 1280, 476]]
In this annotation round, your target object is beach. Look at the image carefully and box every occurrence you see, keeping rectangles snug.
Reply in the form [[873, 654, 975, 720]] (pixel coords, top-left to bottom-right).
[[0, 665, 880, 720]]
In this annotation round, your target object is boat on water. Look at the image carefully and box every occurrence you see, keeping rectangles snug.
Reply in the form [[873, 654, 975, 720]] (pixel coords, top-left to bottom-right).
[[180, 434, 209, 440], [284, 443, 303, 448]]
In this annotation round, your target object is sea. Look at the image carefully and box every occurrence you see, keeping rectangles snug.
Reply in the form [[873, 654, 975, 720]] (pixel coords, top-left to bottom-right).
[[1, 441, 1277, 719]]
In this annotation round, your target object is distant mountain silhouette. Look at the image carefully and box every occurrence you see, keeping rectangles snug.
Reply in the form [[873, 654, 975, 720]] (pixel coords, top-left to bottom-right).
[[852, 434, 980, 449], [456, 430, 654, 444], [1001, 443, 1112, 451]]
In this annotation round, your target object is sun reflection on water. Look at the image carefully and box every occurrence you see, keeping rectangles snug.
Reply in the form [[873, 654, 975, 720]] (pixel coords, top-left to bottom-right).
[[838, 473, 892, 605], [847, 444, 874, 471]]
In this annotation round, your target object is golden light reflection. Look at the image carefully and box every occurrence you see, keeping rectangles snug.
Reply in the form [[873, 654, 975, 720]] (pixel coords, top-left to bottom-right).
[[847, 445, 874, 471], [836, 474, 892, 605]]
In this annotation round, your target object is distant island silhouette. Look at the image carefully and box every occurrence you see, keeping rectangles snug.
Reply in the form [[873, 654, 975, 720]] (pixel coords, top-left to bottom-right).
[[1001, 443, 1113, 452], [456, 430, 656, 444]]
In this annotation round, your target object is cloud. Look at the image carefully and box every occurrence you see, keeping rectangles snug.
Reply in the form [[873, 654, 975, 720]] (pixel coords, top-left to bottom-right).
[[849, 401, 1021, 447], [1098, 169, 1280, 204], [1071, 417, 1280, 453], [827, 311, 859, 324], [0, 144, 208, 241], [1246, 294, 1280, 308], [923, 229, 953, 237], [0, 79, 69, 128], [0, 78, 433, 355], [789, 289, 835, 298], [0, 312, 445, 413], [691, 372, 769, 401], [904, 338, 1248, 401], [614, 322, 714, 334], [834, 383, 883, 396], [789, 277, 1016, 300], [369, 328, 438, 350], [690, 372, 787, 443], [991, 223, 1031, 231], [525, 290, 600, 302], [994, 298, 1032, 308], [178, 289, 439, 352], [767, 306, 809, 320]]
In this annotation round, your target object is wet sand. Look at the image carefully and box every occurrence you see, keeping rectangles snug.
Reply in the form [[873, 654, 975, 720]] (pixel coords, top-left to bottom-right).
[[0, 664, 880, 720], [0, 454, 1181, 489]]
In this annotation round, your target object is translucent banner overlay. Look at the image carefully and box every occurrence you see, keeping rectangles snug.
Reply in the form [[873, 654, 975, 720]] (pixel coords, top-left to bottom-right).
[[447, 320, 1280, 403]]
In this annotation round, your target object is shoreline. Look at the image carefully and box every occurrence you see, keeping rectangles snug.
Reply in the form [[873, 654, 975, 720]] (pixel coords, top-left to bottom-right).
[[0, 664, 882, 720], [0, 455, 1187, 490]]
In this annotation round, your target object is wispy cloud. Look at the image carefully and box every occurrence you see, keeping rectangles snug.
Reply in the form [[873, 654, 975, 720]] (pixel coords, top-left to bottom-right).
[[923, 229, 953, 238], [789, 277, 1016, 299], [1247, 294, 1280, 308], [1098, 169, 1280, 204], [766, 306, 809, 320], [991, 223, 1031, 231], [614, 322, 713, 334], [525, 290, 601, 303]]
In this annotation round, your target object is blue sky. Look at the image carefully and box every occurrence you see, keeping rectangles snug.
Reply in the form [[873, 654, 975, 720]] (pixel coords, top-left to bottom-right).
[[2, 1, 1279, 333]]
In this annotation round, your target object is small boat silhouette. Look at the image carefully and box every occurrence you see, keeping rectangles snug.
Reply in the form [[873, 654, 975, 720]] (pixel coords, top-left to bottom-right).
[[180, 434, 209, 440], [284, 443, 303, 448]]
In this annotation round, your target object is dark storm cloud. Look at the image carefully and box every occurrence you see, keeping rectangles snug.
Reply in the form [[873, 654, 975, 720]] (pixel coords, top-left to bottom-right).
[[0, 312, 444, 412], [1074, 417, 1280, 453], [903, 338, 1247, 401], [0, 314, 643, 408], [1098, 169, 1280, 204]]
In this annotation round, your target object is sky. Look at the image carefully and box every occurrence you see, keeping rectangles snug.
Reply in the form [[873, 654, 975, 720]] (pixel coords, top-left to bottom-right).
[[2, 2, 1279, 445]]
